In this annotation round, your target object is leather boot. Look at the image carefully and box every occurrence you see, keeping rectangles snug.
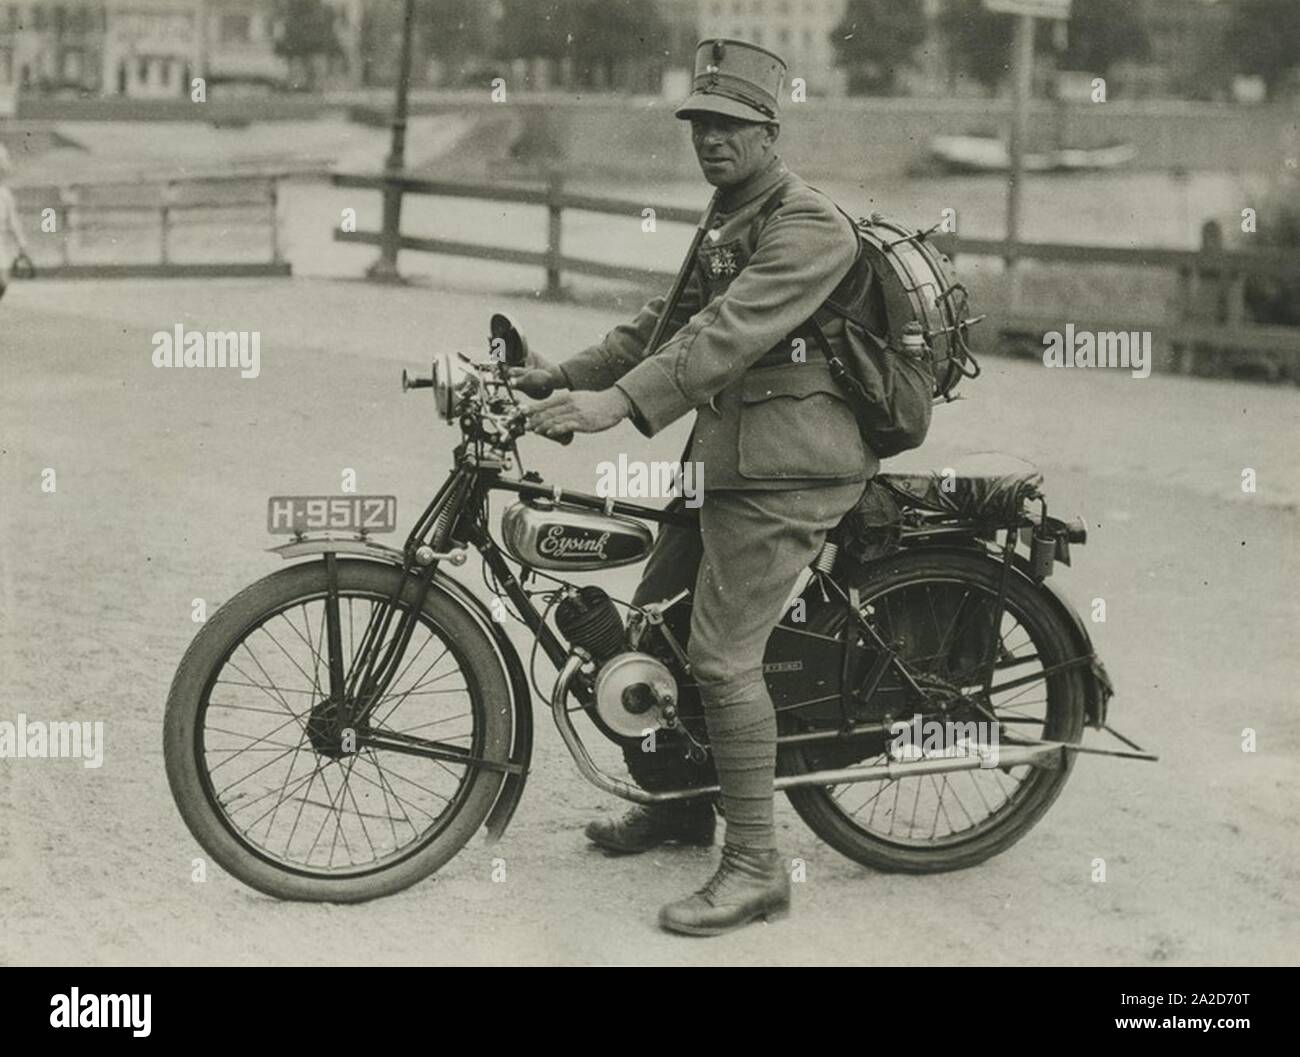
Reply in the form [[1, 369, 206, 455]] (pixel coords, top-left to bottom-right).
[[584, 801, 716, 854], [658, 845, 790, 936]]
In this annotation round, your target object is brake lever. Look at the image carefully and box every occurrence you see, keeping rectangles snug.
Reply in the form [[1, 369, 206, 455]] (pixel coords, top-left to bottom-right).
[[500, 372, 574, 446], [506, 407, 572, 447]]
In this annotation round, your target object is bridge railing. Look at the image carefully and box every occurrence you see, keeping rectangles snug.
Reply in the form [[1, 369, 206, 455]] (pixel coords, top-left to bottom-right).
[[931, 222, 1300, 379], [11, 172, 292, 279], [332, 169, 1298, 380]]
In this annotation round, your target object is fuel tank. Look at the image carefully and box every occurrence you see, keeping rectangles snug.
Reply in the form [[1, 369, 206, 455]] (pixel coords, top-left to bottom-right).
[[500, 499, 654, 571]]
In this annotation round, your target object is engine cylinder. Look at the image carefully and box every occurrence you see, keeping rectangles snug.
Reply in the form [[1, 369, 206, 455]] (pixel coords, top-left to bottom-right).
[[555, 586, 626, 663]]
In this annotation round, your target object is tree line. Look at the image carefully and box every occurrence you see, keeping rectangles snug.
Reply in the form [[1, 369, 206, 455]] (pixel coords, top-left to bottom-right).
[[834, 0, 1299, 100], [275, 0, 1300, 101]]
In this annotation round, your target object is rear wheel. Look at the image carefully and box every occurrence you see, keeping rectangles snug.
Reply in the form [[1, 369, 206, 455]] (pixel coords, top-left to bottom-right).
[[164, 559, 512, 902], [782, 550, 1086, 873]]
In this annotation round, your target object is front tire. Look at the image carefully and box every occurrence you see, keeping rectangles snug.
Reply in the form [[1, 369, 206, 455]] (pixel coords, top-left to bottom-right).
[[164, 559, 512, 902]]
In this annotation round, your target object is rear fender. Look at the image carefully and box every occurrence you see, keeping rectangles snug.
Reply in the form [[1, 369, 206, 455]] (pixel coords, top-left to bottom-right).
[[268, 536, 534, 840], [1013, 553, 1114, 729], [890, 538, 1113, 728]]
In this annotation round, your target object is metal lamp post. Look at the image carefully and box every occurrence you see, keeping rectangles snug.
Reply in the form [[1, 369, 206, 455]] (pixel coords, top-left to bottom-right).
[[367, 0, 418, 283], [982, 0, 1072, 310]]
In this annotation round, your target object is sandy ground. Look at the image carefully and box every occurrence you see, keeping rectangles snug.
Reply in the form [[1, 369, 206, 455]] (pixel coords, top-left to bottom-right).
[[1, 274, 1297, 966]]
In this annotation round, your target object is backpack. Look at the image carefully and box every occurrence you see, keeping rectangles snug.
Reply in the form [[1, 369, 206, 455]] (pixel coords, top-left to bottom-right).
[[756, 190, 982, 459]]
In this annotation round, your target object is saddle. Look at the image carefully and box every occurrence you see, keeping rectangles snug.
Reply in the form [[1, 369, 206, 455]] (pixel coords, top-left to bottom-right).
[[832, 468, 1043, 565], [877, 468, 1043, 523]]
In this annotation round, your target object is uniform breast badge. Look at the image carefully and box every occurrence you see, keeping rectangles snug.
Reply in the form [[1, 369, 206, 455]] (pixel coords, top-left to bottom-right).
[[702, 241, 741, 280]]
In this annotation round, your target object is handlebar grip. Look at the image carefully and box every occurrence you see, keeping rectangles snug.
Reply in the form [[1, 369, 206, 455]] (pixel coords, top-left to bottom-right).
[[402, 369, 433, 391], [515, 372, 556, 398]]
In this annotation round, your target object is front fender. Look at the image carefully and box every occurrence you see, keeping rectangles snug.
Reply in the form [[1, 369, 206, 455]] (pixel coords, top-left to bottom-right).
[[269, 534, 534, 841], [268, 534, 410, 565]]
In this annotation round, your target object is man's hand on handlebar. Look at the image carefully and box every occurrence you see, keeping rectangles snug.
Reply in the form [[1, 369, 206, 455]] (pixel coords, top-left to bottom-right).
[[508, 366, 563, 398], [526, 388, 632, 439], [505, 346, 564, 398]]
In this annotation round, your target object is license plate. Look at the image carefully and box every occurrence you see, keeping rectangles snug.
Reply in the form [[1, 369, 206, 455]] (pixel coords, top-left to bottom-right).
[[267, 495, 398, 534]]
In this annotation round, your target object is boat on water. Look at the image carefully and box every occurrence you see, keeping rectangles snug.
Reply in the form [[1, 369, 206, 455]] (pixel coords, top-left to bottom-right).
[[926, 134, 1137, 174]]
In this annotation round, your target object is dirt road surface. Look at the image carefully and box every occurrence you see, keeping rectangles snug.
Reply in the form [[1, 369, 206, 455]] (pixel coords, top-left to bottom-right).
[[2, 277, 1297, 965]]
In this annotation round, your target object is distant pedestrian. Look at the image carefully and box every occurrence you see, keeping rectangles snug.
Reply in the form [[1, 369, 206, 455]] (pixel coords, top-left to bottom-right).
[[0, 144, 32, 303]]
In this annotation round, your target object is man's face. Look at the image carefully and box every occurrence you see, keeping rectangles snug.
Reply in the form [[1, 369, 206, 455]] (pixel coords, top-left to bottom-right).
[[689, 113, 778, 187]]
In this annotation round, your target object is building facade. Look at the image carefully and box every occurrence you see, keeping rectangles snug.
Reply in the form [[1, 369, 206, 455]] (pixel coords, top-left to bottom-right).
[[1, 2, 108, 93], [0, 0, 363, 98], [694, 0, 848, 94], [202, 0, 281, 85], [102, 0, 202, 98]]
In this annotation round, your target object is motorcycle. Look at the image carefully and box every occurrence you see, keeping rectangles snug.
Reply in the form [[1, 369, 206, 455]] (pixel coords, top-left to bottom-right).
[[163, 314, 1154, 902]]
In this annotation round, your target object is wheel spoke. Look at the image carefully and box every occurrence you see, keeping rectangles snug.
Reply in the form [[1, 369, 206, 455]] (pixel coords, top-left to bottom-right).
[[238, 756, 323, 833], [208, 714, 303, 774], [340, 758, 379, 864], [213, 739, 301, 793], [224, 654, 309, 728], [373, 651, 459, 728], [261, 726, 312, 843], [214, 680, 316, 696], [365, 746, 407, 845], [384, 712, 470, 737], [344, 754, 445, 820], [257, 621, 323, 698]]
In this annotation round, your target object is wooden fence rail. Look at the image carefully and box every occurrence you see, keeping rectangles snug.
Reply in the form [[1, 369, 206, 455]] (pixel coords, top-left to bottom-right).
[[933, 223, 1300, 378], [332, 170, 696, 293], [11, 173, 292, 279], [333, 170, 1300, 379]]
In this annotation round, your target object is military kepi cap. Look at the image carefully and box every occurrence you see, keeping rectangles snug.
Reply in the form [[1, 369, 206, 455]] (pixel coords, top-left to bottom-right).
[[675, 38, 787, 124]]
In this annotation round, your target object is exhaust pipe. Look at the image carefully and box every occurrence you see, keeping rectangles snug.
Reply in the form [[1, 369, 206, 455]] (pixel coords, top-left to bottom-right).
[[550, 653, 1066, 805]]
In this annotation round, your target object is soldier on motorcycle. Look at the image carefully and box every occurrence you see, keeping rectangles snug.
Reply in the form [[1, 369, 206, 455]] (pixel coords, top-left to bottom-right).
[[515, 38, 875, 937]]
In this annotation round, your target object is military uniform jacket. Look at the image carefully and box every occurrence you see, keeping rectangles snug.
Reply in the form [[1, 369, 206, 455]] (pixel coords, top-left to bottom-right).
[[558, 157, 880, 492]]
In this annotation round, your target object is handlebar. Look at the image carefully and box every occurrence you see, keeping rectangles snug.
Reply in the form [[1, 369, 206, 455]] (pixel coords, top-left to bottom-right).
[[401, 363, 572, 446], [517, 373, 573, 445]]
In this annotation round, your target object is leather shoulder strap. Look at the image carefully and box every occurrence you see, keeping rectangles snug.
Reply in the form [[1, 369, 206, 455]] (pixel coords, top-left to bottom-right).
[[750, 186, 887, 352], [745, 175, 794, 246]]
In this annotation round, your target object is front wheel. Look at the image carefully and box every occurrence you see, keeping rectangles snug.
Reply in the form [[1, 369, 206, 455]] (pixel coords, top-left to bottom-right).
[[782, 550, 1087, 874], [164, 559, 513, 902]]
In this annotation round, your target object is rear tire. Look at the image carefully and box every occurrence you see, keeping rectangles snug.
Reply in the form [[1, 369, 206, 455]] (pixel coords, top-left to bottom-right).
[[164, 559, 512, 902], [782, 550, 1086, 874]]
